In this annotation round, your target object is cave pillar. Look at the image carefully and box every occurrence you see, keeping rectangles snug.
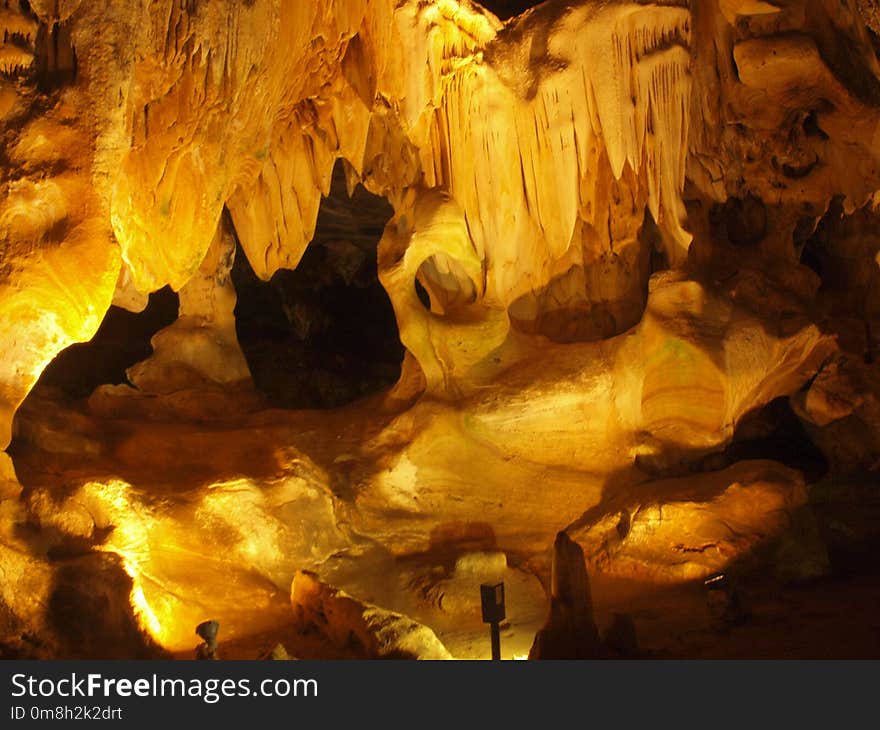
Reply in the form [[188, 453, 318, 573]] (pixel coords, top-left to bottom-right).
[[126, 217, 252, 394]]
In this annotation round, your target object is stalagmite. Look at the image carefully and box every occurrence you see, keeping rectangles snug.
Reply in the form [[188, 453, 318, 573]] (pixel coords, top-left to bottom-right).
[[125, 217, 252, 394], [528, 532, 600, 660]]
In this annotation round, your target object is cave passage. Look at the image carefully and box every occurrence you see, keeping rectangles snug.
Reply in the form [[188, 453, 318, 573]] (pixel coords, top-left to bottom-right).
[[29, 286, 180, 400], [481, 1, 544, 19], [231, 161, 404, 409], [727, 397, 829, 483]]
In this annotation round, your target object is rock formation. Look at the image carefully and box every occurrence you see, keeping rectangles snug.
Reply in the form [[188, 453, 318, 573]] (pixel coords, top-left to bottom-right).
[[529, 532, 601, 659], [291, 570, 453, 659], [570, 460, 830, 583], [0, 0, 879, 657]]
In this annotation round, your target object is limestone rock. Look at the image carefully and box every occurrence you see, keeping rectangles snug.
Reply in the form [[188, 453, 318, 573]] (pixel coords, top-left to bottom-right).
[[126, 219, 252, 395], [571, 460, 830, 583], [418, 551, 545, 624], [0, 0, 879, 659], [0, 452, 20, 501], [291, 571, 453, 660], [528, 532, 601, 660], [603, 613, 639, 658], [352, 270, 833, 556], [13, 386, 103, 457], [260, 643, 294, 660], [0, 514, 54, 650], [793, 357, 866, 427], [86, 382, 266, 424], [793, 355, 880, 470], [47, 552, 167, 659], [4, 0, 874, 446], [22, 461, 350, 653]]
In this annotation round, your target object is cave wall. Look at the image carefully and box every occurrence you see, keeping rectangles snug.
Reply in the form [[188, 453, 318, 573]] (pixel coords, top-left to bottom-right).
[[3, 0, 879, 449], [0, 0, 879, 489], [3, 0, 880, 655]]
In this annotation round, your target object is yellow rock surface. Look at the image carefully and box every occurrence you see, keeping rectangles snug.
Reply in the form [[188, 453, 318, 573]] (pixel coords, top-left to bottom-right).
[[1, 0, 879, 656]]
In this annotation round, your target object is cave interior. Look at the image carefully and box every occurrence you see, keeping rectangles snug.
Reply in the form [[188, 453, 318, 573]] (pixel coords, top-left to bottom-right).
[[1, 0, 880, 660]]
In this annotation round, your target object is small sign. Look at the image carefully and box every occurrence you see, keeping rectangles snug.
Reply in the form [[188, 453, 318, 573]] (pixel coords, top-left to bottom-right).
[[480, 582, 506, 624]]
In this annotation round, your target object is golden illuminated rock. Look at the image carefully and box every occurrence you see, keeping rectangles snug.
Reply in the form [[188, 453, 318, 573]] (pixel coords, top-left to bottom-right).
[[571, 460, 830, 583], [291, 571, 453, 660], [125, 218, 252, 394], [1, 0, 880, 657], [1, 0, 879, 440]]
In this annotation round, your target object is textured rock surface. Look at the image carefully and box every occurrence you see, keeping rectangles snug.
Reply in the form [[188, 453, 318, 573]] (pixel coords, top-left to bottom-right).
[[3, 0, 877, 443], [792, 355, 880, 470], [291, 570, 452, 659], [17, 436, 350, 653], [570, 460, 830, 582], [529, 532, 601, 659], [125, 217, 251, 394], [1, 0, 879, 657]]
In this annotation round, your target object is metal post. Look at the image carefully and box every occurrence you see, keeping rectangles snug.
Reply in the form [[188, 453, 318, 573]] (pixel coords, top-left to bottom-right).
[[490, 621, 501, 661]]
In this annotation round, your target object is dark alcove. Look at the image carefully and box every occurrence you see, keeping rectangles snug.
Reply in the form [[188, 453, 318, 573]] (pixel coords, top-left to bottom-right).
[[231, 161, 404, 409], [726, 397, 829, 483], [480, 1, 545, 20], [32, 287, 180, 400]]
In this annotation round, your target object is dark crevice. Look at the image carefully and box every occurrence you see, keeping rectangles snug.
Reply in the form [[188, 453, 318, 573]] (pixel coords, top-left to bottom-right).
[[802, 109, 829, 140], [480, 1, 545, 20], [415, 278, 432, 312], [30, 287, 180, 400], [727, 397, 829, 483], [710, 195, 767, 247], [806, 0, 880, 107], [798, 196, 845, 285], [34, 20, 77, 89], [642, 206, 670, 275], [231, 160, 403, 409]]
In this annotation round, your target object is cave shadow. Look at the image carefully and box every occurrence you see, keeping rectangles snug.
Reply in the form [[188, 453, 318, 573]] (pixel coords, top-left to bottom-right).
[[396, 521, 500, 576], [44, 551, 170, 659], [507, 266, 646, 344], [2, 485, 169, 659], [31, 286, 180, 400], [231, 160, 404, 411], [697, 195, 880, 368], [562, 396, 832, 581]]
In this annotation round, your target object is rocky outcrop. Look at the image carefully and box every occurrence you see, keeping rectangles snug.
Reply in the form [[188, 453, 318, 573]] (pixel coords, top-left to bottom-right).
[[529, 532, 601, 660], [2, 0, 877, 445], [291, 571, 453, 660], [791, 355, 880, 471], [570, 460, 830, 583], [17, 446, 350, 653], [125, 217, 251, 394]]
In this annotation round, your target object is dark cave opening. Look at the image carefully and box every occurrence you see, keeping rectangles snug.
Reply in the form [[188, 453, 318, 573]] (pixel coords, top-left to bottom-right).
[[29, 287, 180, 401], [796, 196, 880, 362], [797, 196, 844, 281], [727, 397, 829, 483], [231, 162, 404, 409], [480, 1, 545, 19], [414, 278, 432, 311]]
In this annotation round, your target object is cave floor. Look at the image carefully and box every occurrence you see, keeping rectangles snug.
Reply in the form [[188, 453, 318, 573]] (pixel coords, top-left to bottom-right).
[[195, 569, 880, 660], [591, 570, 880, 659], [7, 387, 880, 659]]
